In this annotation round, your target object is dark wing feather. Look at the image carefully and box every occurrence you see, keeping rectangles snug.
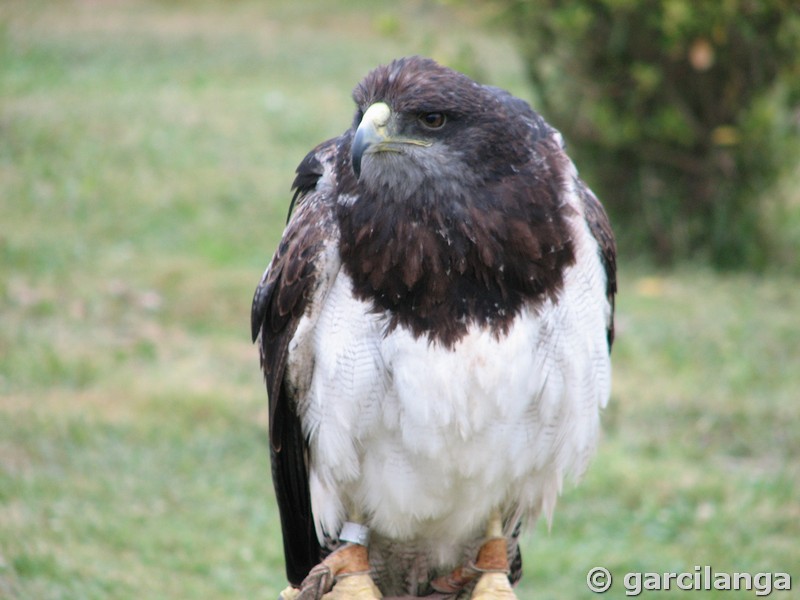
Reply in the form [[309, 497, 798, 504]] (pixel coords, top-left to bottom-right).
[[285, 150, 325, 224], [251, 138, 342, 586], [579, 181, 617, 348], [268, 398, 317, 587]]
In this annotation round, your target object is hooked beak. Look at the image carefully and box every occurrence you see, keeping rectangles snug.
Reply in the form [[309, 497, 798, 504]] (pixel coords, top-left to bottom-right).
[[351, 102, 391, 179]]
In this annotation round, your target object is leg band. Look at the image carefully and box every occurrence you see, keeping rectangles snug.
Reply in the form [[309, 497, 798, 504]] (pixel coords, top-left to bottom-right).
[[339, 521, 371, 546]]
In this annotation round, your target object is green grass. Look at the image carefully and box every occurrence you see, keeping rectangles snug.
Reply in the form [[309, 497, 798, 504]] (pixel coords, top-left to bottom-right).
[[1, 1, 798, 598]]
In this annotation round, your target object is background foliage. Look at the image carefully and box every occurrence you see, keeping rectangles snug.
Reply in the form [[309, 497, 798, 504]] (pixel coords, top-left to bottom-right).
[[496, 0, 800, 268], [1, 1, 798, 599]]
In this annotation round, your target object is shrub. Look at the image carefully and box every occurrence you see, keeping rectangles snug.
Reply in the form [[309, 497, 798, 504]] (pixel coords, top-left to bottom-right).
[[494, 0, 800, 268]]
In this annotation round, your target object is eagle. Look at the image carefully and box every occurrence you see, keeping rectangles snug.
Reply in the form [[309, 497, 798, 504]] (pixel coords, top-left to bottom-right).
[[251, 56, 616, 600]]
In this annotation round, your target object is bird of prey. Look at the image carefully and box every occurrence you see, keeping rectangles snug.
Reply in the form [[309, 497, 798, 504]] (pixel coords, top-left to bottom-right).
[[251, 56, 616, 599]]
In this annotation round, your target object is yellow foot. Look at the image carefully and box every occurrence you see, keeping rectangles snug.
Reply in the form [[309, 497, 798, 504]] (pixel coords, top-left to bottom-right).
[[471, 572, 518, 599], [470, 510, 517, 599], [467, 535, 517, 600], [290, 543, 381, 600], [322, 573, 383, 599]]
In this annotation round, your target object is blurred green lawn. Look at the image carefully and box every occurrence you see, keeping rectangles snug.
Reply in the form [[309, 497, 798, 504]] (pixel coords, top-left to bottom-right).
[[1, 1, 798, 598]]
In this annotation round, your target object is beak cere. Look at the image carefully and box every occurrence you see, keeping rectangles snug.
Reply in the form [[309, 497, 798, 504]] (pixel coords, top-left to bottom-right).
[[352, 102, 391, 179]]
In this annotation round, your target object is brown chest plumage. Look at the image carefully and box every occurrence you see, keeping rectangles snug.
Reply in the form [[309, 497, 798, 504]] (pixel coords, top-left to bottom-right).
[[336, 146, 577, 347]]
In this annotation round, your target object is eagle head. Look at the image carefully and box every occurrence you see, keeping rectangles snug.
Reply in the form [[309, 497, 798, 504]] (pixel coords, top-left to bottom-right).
[[350, 56, 534, 201], [336, 56, 580, 347]]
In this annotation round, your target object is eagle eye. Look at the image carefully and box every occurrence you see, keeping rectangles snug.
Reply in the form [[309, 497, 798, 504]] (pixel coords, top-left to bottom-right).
[[418, 112, 446, 130]]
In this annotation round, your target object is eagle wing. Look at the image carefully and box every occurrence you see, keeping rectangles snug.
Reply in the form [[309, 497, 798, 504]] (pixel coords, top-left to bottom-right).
[[491, 87, 617, 347], [579, 180, 617, 347], [251, 137, 344, 586]]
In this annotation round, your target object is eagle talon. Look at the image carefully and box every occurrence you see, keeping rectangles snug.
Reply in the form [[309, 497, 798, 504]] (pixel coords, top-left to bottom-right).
[[431, 564, 480, 593], [294, 543, 381, 600]]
